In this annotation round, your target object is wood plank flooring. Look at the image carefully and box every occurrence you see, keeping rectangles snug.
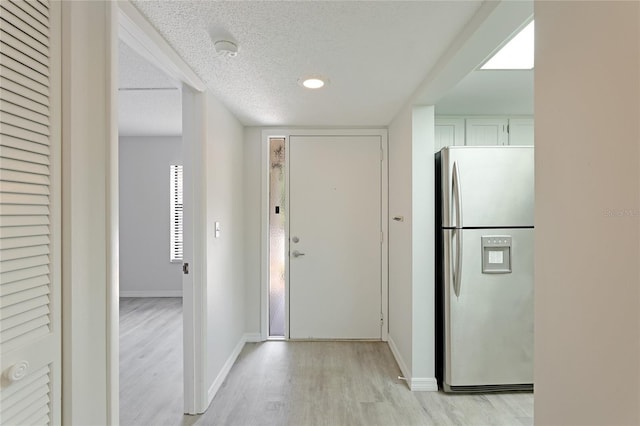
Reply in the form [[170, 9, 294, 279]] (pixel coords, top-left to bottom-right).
[[120, 297, 184, 426], [192, 342, 533, 426], [120, 298, 533, 426]]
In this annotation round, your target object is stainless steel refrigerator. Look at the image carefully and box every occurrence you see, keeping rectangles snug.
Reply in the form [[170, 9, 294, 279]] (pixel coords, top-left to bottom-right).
[[435, 146, 534, 393]]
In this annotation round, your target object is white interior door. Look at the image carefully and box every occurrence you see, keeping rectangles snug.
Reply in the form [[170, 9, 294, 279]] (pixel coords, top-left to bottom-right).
[[289, 135, 382, 339], [0, 0, 61, 423]]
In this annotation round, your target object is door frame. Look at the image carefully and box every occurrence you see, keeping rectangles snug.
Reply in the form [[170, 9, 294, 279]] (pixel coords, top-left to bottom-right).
[[260, 129, 389, 341], [109, 1, 208, 419]]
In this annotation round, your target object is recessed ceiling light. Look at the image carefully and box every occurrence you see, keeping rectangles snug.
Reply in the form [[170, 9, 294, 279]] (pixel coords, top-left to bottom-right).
[[300, 77, 327, 89], [481, 20, 534, 70]]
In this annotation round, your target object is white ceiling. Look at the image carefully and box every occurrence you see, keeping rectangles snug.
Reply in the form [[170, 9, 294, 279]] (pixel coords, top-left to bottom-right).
[[435, 69, 533, 115], [128, 0, 486, 127], [118, 41, 182, 136], [118, 1, 534, 134]]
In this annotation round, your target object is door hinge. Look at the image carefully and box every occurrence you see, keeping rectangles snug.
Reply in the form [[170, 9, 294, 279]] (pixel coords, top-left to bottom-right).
[[380, 231, 384, 243], [182, 262, 189, 275], [506, 124, 510, 134], [380, 313, 384, 326]]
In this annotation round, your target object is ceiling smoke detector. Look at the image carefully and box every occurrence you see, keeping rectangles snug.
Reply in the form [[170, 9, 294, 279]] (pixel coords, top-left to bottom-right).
[[214, 40, 239, 57]]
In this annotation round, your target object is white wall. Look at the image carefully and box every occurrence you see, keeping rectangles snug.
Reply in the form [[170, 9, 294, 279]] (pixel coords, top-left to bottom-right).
[[388, 103, 414, 377], [243, 127, 263, 334], [119, 136, 182, 296], [410, 106, 435, 382], [203, 91, 247, 398], [388, 103, 436, 389], [534, 1, 640, 424]]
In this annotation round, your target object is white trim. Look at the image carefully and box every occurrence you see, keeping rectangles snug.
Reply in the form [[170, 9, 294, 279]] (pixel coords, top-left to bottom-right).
[[106, 3, 120, 423], [117, 1, 205, 92], [261, 128, 389, 341], [119, 290, 183, 298], [207, 334, 247, 404], [380, 132, 389, 342], [181, 87, 208, 414], [387, 335, 411, 385], [410, 377, 439, 392], [260, 131, 271, 341], [387, 337, 438, 392]]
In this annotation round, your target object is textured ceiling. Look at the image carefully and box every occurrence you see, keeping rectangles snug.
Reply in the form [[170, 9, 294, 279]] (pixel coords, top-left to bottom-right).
[[131, 0, 484, 127], [118, 41, 182, 136]]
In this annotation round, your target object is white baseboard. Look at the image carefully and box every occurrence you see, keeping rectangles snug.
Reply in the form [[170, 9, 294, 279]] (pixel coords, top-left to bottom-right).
[[410, 377, 438, 391], [207, 334, 250, 404], [387, 335, 438, 392], [120, 290, 182, 297], [243, 332, 263, 343], [387, 335, 411, 385]]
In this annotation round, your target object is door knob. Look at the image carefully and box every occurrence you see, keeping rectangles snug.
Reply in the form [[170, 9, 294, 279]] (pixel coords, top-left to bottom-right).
[[291, 250, 305, 258]]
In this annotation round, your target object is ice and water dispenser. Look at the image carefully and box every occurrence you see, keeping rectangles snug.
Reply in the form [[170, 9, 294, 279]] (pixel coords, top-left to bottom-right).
[[481, 236, 512, 274]]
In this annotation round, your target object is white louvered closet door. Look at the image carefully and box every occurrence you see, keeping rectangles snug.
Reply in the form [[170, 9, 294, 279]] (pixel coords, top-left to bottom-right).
[[0, 1, 61, 425]]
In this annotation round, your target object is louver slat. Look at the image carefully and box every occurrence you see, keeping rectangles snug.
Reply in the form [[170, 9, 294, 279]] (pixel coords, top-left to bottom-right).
[[1, 169, 50, 185], [1, 2, 50, 40], [0, 87, 48, 116], [0, 244, 50, 261], [0, 180, 50, 195], [0, 145, 49, 164], [0, 111, 50, 136], [0, 365, 50, 426], [26, 0, 49, 19], [0, 4, 49, 48], [1, 58, 50, 94], [0, 157, 50, 175], [0, 204, 49, 216], [0, 235, 50, 250], [1, 99, 49, 127], [0, 14, 49, 56], [1, 304, 49, 332], [0, 225, 50, 239], [0, 294, 49, 320], [1, 273, 49, 295], [1, 29, 49, 68], [11, 0, 48, 28], [0, 215, 49, 227], [1, 133, 50, 155], [0, 38, 49, 77]]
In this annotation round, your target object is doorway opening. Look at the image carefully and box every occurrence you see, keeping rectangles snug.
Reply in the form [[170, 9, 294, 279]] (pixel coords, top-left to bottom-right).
[[268, 137, 286, 337], [117, 39, 185, 424]]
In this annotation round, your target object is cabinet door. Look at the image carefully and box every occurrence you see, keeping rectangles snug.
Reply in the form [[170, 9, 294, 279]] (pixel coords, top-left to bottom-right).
[[435, 118, 465, 153], [465, 118, 508, 146], [508, 118, 534, 146]]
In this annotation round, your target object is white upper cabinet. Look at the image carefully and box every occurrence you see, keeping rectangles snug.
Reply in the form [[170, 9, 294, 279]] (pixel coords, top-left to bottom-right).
[[508, 118, 535, 146], [465, 118, 508, 146], [434, 118, 465, 153], [434, 116, 535, 149]]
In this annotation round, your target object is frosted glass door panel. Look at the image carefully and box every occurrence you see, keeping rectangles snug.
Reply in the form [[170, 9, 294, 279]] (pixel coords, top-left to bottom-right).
[[269, 138, 286, 336]]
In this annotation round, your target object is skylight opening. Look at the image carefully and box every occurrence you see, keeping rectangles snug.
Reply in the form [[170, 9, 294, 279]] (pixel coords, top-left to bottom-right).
[[481, 20, 534, 70]]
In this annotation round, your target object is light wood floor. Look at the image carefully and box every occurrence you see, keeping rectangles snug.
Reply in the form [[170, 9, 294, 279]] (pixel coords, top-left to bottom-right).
[[120, 297, 184, 426], [120, 298, 533, 426]]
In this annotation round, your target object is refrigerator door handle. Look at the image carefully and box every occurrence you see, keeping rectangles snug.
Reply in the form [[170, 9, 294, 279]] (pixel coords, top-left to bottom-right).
[[452, 228, 463, 297], [452, 161, 463, 228], [452, 161, 463, 297]]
